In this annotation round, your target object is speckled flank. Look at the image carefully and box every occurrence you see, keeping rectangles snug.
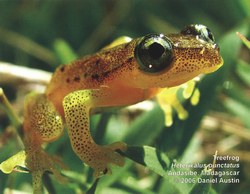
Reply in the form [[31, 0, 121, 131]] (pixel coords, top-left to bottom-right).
[[68, 44, 135, 84], [63, 90, 126, 177]]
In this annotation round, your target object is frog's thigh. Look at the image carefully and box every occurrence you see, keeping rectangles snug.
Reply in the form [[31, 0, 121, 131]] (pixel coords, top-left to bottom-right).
[[24, 93, 64, 142], [63, 89, 126, 177]]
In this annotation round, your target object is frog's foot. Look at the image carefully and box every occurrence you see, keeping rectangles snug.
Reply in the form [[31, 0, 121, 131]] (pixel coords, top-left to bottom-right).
[[25, 149, 67, 193], [104, 141, 127, 152], [0, 149, 67, 193], [157, 78, 200, 126], [26, 149, 67, 182], [84, 142, 127, 177]]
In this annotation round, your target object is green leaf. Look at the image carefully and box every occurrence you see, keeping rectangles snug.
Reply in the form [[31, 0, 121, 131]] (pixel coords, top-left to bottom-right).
[[236, 60, 250, 86], [122, 146, 171, 177], [53, 39, 77, 64], [239, 0, 250, 17], [122, 105, 165, 145], [86, 179, 99, 194], [236, 32, 250, 49], [97, 187, 135, 194], [219, 23, 249, 73], [223, 81, 250, 108], [158, 163, 196, 194], [189, 175, 217, 194], [96, 161, 132, 190], [224, 97, 250, 129]]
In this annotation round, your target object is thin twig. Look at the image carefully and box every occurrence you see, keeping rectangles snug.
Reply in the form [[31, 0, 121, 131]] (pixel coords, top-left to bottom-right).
[[0, 62, 51, 85], [202, 113, 250, 141], [0, 88, 24, 148], [0, 88, 21, 129]]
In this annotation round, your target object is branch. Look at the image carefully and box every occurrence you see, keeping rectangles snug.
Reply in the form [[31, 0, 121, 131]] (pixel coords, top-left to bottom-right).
[[0, 62, 51, 86]]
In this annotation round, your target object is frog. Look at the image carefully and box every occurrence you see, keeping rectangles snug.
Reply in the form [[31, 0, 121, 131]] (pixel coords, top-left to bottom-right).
[[0, 24, 223, 192]]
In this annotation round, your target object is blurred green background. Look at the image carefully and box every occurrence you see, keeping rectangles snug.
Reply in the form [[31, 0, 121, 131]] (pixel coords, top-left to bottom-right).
[[0, 0, 250, 193]]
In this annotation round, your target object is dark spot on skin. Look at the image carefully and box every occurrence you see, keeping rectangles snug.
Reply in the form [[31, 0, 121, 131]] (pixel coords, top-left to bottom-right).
[[126, 57, 133, 63], [91, 74, 100, 80], [60, 66, 65, 72], [83, 73, 88, 78], [74, 76, 80, 82], [95, 59, 101, 66], [103, 72, 109, 78], [66, 78, 70, 83], [104, 50, 111, 55], [103, 168, 108, 174], [101, 64, 123, 80], [125, 43, 129, 49]]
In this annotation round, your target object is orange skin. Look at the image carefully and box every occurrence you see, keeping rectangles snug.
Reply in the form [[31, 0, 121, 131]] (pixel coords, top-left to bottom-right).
[[22, 26, 223, 180], [46, 34, 222, 115]]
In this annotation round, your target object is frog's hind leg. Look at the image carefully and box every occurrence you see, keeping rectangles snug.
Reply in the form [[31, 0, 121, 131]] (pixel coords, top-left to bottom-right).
[[0, 89, 67, 192], [23, 93, 67, 192], [63, 89, 127, 177]]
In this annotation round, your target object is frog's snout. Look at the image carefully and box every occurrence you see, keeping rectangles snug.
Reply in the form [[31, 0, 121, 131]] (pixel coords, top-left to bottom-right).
[[213, 43, 220, 50]]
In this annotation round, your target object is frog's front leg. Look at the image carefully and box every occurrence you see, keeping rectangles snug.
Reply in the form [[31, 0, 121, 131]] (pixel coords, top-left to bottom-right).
[[63, 89, 127, 177]]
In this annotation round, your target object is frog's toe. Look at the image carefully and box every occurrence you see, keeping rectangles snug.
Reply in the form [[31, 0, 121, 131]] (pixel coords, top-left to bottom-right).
[[94, 166, 111, 177], [26, 149, 67, 183], [104, 141, 127, 152], [89, 144, 126, 178]]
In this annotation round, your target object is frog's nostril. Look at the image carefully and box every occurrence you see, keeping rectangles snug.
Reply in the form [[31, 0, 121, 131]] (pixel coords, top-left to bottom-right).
[[103, 168, 108, 174], [213, 44, 219, 50]]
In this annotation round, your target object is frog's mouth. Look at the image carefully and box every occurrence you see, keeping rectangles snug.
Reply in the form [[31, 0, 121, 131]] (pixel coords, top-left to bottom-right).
[[162, 58, 223, 88], [203, 56, 224, 74]]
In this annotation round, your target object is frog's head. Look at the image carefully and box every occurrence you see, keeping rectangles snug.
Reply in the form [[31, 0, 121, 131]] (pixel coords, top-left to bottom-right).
[[130, 24, 223, 88]]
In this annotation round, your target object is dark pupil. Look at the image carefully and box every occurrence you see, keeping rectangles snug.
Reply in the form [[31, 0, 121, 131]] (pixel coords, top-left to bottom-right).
[[148, 42, 165, 59], [135, 34, 173, 73]]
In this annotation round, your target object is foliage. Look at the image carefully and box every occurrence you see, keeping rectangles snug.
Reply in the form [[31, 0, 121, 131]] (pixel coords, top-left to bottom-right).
[[0, 0, 250, 193]]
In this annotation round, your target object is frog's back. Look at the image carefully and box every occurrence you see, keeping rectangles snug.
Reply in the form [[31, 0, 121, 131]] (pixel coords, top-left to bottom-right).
[[45, 41, 136, 114]]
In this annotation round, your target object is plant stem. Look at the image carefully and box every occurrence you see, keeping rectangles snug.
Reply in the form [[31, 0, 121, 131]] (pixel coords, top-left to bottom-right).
[[0, 88, 24, 148]]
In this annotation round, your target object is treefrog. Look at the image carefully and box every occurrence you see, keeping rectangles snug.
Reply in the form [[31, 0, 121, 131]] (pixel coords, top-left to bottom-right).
[[0, 24, 223, 192]]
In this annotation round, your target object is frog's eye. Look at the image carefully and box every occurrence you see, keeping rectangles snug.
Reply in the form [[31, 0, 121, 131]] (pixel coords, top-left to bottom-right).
[[135, 34, 173, 73], [181, 24, 215, 43]]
